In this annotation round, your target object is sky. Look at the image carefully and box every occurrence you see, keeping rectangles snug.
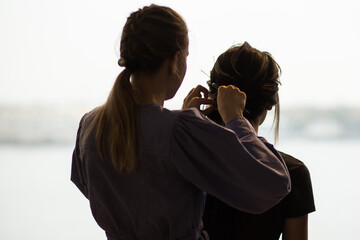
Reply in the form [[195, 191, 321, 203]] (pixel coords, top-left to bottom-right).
[[0, 0, 359, 110]]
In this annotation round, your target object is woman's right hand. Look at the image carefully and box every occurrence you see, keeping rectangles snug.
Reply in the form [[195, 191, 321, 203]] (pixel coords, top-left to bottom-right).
[[182, 85, 216, 115], [217, 85, 247, 123]]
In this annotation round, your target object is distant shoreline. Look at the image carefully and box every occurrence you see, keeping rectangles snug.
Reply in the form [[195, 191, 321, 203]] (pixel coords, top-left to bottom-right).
[[1, 104, 359, 144]]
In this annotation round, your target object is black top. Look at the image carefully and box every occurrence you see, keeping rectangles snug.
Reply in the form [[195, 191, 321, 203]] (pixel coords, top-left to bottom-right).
[[202, 151, 315, 240]]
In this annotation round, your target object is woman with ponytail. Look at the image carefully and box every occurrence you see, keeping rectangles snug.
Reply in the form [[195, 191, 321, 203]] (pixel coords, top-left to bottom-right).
[[202, 42, 315, 240], [71, 5, 291, 240]]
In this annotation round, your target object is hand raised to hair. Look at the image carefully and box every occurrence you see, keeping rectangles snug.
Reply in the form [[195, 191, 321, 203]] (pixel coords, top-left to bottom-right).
[[182, 85, 216, 116], [217, 85, 246, 123]]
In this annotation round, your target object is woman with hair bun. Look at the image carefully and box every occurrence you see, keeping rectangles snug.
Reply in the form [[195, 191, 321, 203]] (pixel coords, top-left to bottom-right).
[[71, 6, 291, 239], [203, 42, 315, 240]]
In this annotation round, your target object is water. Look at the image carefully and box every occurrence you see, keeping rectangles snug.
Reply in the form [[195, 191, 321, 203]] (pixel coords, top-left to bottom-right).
[[0, 140, 359, 239], [276, 139, 360, 239], [0, 144, 104, 240]]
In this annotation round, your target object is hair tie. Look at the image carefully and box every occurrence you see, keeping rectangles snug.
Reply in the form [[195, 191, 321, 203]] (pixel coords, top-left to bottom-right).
[[118, 57, 139, 73]]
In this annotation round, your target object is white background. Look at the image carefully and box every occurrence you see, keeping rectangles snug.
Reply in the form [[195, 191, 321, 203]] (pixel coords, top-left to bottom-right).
[[1, 0, 359, 109]]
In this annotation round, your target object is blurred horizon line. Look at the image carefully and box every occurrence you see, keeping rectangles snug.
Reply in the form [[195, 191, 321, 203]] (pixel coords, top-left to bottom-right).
[[1, 103, 359, 145]]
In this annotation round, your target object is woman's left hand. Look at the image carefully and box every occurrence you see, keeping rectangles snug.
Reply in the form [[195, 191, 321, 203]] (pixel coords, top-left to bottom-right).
[[182, 85, 216, 115]]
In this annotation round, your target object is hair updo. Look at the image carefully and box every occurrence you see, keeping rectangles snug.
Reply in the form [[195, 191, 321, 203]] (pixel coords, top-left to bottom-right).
[[208, 42, 281, 139]]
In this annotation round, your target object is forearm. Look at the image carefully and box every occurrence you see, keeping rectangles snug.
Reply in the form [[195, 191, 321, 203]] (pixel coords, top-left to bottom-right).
[[172, 110, 291, 214], [282, 215, 308, 240]]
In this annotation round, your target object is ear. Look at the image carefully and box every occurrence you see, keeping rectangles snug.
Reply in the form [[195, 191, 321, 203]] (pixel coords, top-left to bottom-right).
[[169, 51, 181, 75], [266, 104, 273, 110]]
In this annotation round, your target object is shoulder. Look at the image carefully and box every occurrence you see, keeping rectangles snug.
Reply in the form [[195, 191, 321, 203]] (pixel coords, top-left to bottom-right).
[[175, 107, 207, 121], [170, 108, 235, 143], [278, 151, 310, 177], [278, 151, 316, 217], [172, 107, 218, 129], [278, 151, 313, 193], [76, 107, 101, 150], [80, 107, 100, 128]]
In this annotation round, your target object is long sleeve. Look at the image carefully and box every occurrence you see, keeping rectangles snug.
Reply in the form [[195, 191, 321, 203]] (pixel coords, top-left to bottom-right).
[[170, 108, 291, 214], [71, 116, 89, 199]]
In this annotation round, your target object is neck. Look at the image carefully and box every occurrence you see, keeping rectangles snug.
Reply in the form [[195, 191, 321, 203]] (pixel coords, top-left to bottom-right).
[[130, 59, 175, 106], [252, 109, 268, 134], [250, 120, 259, 134], [131, 72, 168, 106]]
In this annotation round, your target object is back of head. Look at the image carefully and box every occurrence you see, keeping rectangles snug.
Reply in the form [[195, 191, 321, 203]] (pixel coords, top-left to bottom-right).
[[88, 5, 188, 173], [208, 42, 281, 138], [119, 4, 188, 73]]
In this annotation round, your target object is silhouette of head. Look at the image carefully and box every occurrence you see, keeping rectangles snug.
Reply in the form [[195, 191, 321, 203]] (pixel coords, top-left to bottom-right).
[[119, 4, 188, 75], [208, 42, 281, 135]]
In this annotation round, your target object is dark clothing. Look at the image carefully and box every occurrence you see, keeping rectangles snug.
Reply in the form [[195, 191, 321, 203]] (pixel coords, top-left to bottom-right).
[[203, 152, 315, 240], [71, 104, 291, 240]]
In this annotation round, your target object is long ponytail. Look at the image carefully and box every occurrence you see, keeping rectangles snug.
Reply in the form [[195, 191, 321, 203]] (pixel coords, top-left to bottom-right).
[[92, 69, 138, 173]]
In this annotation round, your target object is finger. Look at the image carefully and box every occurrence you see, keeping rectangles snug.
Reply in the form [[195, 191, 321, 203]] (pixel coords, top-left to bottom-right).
[[191, 85, 210, 98], [218, 85, 226, 93], [197, 98, 216, 105], [218, 85, 242, 95], [230, 85, 243, 93], [190, 97, 216, 106]]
